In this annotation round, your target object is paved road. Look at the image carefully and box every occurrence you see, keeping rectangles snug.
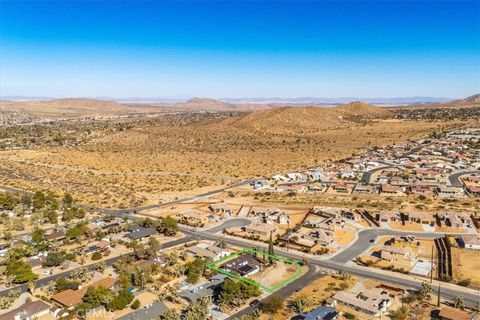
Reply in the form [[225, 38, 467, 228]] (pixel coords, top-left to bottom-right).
[[330, 229, 449, 263], [361, 164, 393, 184], [182, 227, 480, 308], [448, 170, 479, 187], [97, 179, 252, 215], [226, 265, 322, 320]]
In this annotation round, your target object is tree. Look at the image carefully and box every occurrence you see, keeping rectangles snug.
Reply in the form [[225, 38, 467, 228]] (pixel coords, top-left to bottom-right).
[[107, 289, 133, 311], [32, 191, 46, 211], [131, 299, 141, 309], [261, 296, 284, 315], [31, 227, 45, 245], [92, 252, 103, 260], [418, 282, 432, 300], [63, 193, 74, 208], [5, 260, 38, 284], [183, 296, 210, 320], [83, 286, 113, 308], [185, 257, 206, 284], [268, 232, 275, 264], [158, 217, 178, 236], [43, 251, 68, 267], [218, 279, 261, 310], [388, 306, 409, 320], [55, 278, 80, 292], [452, 296, 465, 309], [290, 296, 311, 313], [158, 308, 180, 320]]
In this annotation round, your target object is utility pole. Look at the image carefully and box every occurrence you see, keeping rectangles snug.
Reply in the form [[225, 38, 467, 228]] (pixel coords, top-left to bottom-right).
[[437, 283, 441, 307], [430, 246, 434, 283], [286, 221, 291, 252]]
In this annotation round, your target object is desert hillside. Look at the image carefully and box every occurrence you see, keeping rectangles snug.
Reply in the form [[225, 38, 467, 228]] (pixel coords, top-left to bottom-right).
[[225, 102, 391, 133], [0, 98, 132, 118]]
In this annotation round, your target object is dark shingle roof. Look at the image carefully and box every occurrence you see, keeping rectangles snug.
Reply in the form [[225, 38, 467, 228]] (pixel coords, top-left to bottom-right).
[[117, 301, 169, 320]]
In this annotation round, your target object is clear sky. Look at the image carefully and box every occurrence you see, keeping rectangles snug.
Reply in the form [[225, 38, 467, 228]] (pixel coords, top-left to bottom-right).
[[0, 0, 479, 99]]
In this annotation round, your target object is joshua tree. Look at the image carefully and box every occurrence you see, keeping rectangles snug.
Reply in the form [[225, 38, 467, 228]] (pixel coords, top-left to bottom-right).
[[452, 296, 465, 309]]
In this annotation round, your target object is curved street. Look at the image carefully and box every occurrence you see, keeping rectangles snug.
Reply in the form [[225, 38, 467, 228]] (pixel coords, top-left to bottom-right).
[[448, 170, 479, 187]]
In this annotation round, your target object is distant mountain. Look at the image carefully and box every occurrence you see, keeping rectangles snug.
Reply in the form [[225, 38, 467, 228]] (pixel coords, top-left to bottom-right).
[[221, 96, 451, 105], [1, 95, 452, 105], [395, 93, 480, 110]]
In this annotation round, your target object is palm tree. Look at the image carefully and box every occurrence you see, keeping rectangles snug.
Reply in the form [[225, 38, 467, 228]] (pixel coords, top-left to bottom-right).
[[452, 296, 464, 309]]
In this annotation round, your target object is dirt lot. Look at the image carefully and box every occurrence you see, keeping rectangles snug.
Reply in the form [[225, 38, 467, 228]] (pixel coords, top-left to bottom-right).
[[259, 274, 356, 320], [250, 261, 304, 289], [334, 229, 356, 247], [451, 247, 480, 289]]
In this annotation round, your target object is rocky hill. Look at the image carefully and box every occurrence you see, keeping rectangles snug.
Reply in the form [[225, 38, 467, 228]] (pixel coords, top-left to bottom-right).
[[225, 102, 392, 133]]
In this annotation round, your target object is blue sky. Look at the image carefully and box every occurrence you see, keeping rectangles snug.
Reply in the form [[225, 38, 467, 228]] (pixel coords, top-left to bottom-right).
[[0, 0, 479, 99]]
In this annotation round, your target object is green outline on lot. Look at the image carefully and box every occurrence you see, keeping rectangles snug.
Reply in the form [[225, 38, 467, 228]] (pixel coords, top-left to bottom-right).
[[206, 247, 303, 293]]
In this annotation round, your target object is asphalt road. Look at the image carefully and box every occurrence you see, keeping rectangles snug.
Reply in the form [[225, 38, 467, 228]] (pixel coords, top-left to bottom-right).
[[329, 229, 448, 263], [448, 170, 479, 187], [182, 226, 480, 308], [361, 164, 393, 184], [97, 179, 252, 215], [225, 265, 322, 320]]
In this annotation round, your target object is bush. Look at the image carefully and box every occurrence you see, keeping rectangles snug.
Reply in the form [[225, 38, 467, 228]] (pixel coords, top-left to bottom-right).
[[91, 252, 103, 261], [260, 296, 284, 315], [458, 279, 471, 287], [131, 299, 140, 309], [344, 312, 356, 320]]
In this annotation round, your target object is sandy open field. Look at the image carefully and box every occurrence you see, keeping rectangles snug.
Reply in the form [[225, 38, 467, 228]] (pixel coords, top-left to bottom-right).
[[0, 112, 471, 209], [451, 247, 480, 289]]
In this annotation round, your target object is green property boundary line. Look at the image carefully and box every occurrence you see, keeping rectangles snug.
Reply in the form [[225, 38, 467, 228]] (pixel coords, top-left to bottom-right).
[[206, 247, 303, 293]]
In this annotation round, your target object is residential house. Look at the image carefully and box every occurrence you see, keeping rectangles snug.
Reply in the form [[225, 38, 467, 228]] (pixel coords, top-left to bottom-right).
[[125, 226, 157, 240], [222, 254, 262, 277], [276, 184, 307, 193], [77, 240, 110, 255], [467, 185, 480, 196], [376, 211, 402, 223], [332, 288, 392, 317], [381, 245, 418, 267], [331, 182, 350, 194], [458, 234, 480, 250], [410, 185, 435, 196], [0, 300, 51, 320], [353, 184, 376, 195], [45, 229, 67, 242], [438, 212, 473, 229], [208, 202, 233, 218], [118, 301, 169, 320], [180, 274, 228, 303], [51, 277, 116, 310], [179, 209, 209, 226], [307, 183, 326, 193], [437, 306, 478, 320], [388, 236, 423, 253], [380, 184, 404, 196], [406, 211, 435, 225], [252, 207, 290, 224], [250, 179, 270, 190], [292, 305, 339, 320], [186, 244, 230, 261], [304, 230, 334, 246], [436, 186, 465, 198], [243, 222, 278, 237]]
